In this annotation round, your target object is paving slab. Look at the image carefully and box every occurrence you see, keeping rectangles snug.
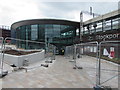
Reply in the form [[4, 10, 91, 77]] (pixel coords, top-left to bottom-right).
[[2, 55, 118, 88]]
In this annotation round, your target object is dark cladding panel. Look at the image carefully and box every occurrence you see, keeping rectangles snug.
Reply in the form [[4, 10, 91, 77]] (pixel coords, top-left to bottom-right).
[[11, 19, 79, 30]]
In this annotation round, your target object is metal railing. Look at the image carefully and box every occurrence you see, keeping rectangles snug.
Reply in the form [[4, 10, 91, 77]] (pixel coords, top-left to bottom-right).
[[45, 43, 56, 61], [3, 37, 56, 60], [0, 37, 56, 74]]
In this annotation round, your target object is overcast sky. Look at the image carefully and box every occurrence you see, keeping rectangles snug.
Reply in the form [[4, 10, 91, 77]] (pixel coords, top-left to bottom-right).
[[0, 0, 119, 26]]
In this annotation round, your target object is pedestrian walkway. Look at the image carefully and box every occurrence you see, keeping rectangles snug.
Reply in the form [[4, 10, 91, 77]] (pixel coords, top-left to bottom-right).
[[2, 56, 93, 88], [2, 55, 118, 88]]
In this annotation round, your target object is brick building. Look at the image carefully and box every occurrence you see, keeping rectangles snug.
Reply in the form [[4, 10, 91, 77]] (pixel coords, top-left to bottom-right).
[[0, 25, 11, 38]]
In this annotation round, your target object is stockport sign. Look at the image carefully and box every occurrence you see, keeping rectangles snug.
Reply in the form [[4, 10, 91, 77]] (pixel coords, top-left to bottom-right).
[[96, 33, 120, 40], [87, 33, 120, 42]]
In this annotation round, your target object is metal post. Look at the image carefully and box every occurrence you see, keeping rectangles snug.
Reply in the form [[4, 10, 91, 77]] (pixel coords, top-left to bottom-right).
[[74, 45, 77, 66], [98, 43, 101, 85], [1, 37, 7, 73], [90, 7, 92, 15], [80, 12, 82, 37], [111, 19, 112, 30], [0, 37, 4, 77], [0, 37, 9, 77], [53, 45, 56, 60]]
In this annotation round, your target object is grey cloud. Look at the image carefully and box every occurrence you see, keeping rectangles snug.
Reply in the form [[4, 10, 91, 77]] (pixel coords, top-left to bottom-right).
[[38, 2, 118, 18], [0, 1, 119, 26]]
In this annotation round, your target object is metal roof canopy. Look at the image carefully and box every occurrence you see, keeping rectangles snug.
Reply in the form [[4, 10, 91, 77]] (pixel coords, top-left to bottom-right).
[[11, 19, 80, 30], [84, 9, 120, 26]]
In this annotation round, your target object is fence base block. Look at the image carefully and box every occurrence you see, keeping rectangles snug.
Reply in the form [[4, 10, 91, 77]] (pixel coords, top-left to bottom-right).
[[69, 60, 75, 62], [93, 85, 112, 90], [41, 64, 49, 67], [0, 70, 8, 78], [73, 66, 83, 69], [45, 60, 52, 63], [77, 66, 83, 69], [73, 66, 77, 69]]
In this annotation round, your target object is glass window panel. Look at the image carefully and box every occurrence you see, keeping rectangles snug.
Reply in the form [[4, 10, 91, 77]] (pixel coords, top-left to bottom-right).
[[103, 20, 111, 31], [96, 22, 102, 32], [38, 24, 45, 41], [112, 19, 119, 29], [31, 25, 38, 40], [53, 25, 60, 37]]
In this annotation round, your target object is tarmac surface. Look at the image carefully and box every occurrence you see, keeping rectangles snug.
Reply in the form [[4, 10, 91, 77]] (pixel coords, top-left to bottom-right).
[[1, 55, 119, 88]]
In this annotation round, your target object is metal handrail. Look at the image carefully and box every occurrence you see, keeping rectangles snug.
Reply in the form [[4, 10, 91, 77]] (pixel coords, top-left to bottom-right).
[[5, 37, 45, 44]]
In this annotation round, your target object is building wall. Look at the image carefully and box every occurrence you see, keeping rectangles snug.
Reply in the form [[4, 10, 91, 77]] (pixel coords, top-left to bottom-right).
[[11, 19, 80, 49], [2, 29, 11, 38], [0, 26, 11, 38], [0, 29, 2, 37], [0, 27, 11, 38]]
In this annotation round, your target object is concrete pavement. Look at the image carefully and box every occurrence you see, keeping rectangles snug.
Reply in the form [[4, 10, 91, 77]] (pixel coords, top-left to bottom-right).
[[2, 55, 118, 88]]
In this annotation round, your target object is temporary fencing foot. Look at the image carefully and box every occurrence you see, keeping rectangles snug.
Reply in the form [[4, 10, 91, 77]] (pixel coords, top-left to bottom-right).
[[45, 60, 52, 63], [77, 66, 83, 69], [94, 85, 112, 90], [73, 66, 83, 69], [41, 64, 49, 67], [0, 70, 8, 78], [73, 66, 77, 69], [69, 60, 75, 62]]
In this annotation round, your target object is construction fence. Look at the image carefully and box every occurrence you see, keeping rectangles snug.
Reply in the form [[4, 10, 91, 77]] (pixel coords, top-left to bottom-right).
[[0, 37, 56, 68], [65, 40, 119, 88]]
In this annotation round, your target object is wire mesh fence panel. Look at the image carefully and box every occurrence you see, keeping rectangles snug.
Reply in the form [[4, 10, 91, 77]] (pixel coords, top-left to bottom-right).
[[3, 37, 46, 67], [76, 43, 98, 58], [65, 45, 74, 59], [45, 43, 56, 60], [51, 46, 56, 60], [99, 41, 119, 88], [75, 42, 99, 86]]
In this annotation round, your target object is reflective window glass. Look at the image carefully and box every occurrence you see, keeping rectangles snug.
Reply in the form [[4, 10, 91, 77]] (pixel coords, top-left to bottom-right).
[[31, 25, 38, 40]]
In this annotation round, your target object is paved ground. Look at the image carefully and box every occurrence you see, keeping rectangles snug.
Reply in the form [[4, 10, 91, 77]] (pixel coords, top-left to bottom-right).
[[1, 55, 119, 88]]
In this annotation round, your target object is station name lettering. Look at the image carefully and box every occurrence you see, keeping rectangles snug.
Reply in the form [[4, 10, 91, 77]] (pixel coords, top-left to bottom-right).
[[96, 33, 119, 40]]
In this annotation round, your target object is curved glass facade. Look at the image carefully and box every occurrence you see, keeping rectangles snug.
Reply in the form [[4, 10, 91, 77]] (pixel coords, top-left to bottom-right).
[[15, 24, 78, 49]]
